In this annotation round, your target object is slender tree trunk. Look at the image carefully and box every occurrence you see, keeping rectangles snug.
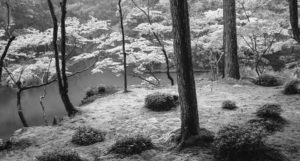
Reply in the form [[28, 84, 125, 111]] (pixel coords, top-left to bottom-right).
[[0, 36, 15, 83], [223, 0, 240, 79], [118, 0, 128, 92], [17, 89, 29, 127], [48, 0, 78, 116], [170, 0, 200, 148], [289, 0, 300, 43]]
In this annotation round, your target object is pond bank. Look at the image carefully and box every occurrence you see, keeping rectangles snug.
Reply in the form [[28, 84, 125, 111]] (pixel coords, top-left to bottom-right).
[[0, 78, 300, 161]]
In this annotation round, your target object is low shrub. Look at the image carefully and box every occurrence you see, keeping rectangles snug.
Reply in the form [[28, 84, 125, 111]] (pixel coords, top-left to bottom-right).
[[283, 79, 300, 95], [247, 118, 286, 134], [109, 135, 154, 156], [81, 85, 118, 105], [221, 100, 238, 110], [256, 103, 283, 119], [36, 149, 84, 161], [255, 74, 282, 87], [144, 92, 179, 111], [0, 138, 32, 151], [213, 124, 288, 161], [71, 126, 105, 146], [85, 85, 106, 98]]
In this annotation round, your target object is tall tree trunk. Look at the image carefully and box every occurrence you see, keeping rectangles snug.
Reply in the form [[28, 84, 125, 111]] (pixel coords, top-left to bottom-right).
[[289, 0, 300, 43], [223, 0, 240, 79], [17, 89, 29, 127], [118, 0, 128, 92], [48, 0, 78, 116], [170, 0, 200, 148]]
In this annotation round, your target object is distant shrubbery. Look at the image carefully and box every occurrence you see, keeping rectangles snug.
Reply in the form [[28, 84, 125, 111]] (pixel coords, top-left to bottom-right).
[[255, 74, 282, 87], [144, 92, 179, 111], [36, 149, 84, 161], [80, 85, 118, 105], [221, 100, 238, 110], [109, 135, 154, 156], [213, 124, 288, 161], [283, 79, 300, 95], [71, 126, 105, 146]]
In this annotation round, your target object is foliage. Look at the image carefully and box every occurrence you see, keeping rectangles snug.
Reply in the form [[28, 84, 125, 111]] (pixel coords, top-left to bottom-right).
[[221, 100, 238, 110], [109, 135, 154, 156], [35, 149, 84, 161], [213, 124, 288, 161], [255, 74, 282, 87], [256, 103, 283, 119], [80, 85, 119, 105], [144, 92, 178, 111], [283, 79, 300, 95], [247, 118, 287, 134], [71, 126, 105, 146]]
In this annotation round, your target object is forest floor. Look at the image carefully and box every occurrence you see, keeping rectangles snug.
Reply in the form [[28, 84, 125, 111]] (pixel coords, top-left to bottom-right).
[[1, 77, 300, 161]]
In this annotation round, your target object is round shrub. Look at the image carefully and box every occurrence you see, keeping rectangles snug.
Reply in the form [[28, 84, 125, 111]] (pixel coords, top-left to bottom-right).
[[221, 100, 238, 110], [144, 92, 178, 111], [86, 85, 106, 98], [283, 79, 300, 95], [256, 103, 283, 119], [71, 126, 105, 146], [109, 135, 154, 156], [36, 149, 84, 161], [255, 74, 282, 87], [247, 118, 286, 134], [213, 124, 270, 161]]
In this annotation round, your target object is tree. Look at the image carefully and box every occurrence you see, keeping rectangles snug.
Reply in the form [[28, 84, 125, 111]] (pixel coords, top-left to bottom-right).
[[47, 0, 78, 116], [118, 0, 128, 92], [0, 1, 15, 84], [223, 0, 240, 79], [131, 0, 174, 86], [289, 0, 300, 44], [169, 0, 201, 149]]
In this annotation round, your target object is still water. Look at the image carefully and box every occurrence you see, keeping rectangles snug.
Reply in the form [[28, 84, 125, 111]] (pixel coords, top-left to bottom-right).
[[0, 70, 177, 139]]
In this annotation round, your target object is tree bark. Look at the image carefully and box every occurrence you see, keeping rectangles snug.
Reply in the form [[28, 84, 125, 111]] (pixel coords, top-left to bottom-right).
[[289, 0, 300, 43], [0, 36, 15, 83], [48, 0, 78, 116], [118, 0, 128, 92], [223, 0, 240, 79], [17, 89, 29, 127], [170, 0, 200, 148]]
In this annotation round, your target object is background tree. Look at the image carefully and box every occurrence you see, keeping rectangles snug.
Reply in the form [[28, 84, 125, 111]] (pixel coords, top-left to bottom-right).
[[289, 0, 300, 44], [223, 0, 240, 79], [47, 0, 78, 116], [118, 0, 128, 92], [0, 1, 15, 84], [170, 0, 201, 149]]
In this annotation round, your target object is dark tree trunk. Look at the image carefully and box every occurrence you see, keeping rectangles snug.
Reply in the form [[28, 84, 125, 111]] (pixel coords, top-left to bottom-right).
[[48, 0, 78, 116], [17, 89, 29, 127], [170, 0, 200, 148], [223, 0, 240, 79], [0, 35, 15, 84], [289, 0, 300, 43], [118, 0, 128, 92]]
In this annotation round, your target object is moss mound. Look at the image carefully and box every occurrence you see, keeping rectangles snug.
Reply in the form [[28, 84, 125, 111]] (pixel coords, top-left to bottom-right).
[[81, 85, 118, 105], [283, 79, 300, 95], [255, 74, 282, 87], [144, 92, 179, 111], [213, 124, 288, 161], [71, 126, 105, 146], [109, 135, 154, 156], [221, 100, 238, 110], [36, 149, 84, 161], [256, 103, 283, 119]]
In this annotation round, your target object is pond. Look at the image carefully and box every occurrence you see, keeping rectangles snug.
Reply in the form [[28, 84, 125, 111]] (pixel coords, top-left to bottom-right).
[[0, 70, 178, 139]]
